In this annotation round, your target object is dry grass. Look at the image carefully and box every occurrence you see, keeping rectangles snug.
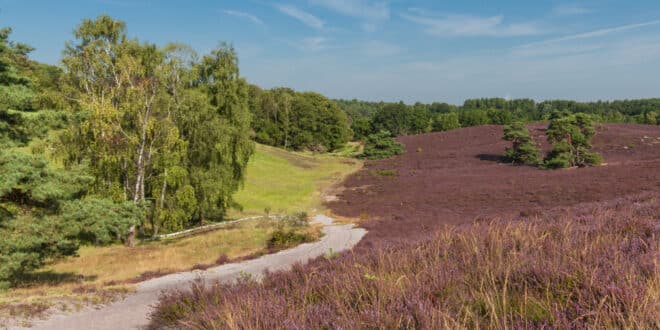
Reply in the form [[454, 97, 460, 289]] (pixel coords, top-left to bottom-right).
[[150, 193, 660, 329], [0, 218, 321, 321]]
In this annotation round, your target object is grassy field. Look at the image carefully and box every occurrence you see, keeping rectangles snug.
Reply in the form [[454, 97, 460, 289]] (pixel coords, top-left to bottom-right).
[[231, 144, 362, 217], [0, 143, 361, 321]]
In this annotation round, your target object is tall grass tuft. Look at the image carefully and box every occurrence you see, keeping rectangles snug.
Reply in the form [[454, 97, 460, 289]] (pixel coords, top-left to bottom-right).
[[150, 194, 659, 329]]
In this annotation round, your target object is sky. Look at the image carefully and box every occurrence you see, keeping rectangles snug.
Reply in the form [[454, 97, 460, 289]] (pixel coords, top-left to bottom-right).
[[1, 0, 660, 104]]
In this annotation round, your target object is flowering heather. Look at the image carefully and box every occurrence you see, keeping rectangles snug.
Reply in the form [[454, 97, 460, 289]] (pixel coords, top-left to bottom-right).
[[149, 194, 659, 329]]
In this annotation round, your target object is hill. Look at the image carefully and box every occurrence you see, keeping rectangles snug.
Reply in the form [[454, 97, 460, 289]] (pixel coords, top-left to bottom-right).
[[150, 123, 660, 328], [328, 123, 660, 242]]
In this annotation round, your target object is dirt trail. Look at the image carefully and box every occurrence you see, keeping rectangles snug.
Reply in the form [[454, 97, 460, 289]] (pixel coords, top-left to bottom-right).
[[15, 215, 366, 330]]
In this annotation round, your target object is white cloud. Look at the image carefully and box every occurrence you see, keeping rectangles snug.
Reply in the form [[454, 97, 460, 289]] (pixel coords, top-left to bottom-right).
[[552, 4, 591, 16], [310, 0, 389, 32], [517, 20, 660, 49], [299, 37, 331, 51], [222, 10, 264, 25], [402, 12, 540, 37], [309, 0, 389, 20], [276, 4, 325, 29]]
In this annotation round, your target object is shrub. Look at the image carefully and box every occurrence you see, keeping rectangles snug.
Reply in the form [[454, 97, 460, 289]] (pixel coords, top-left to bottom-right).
[[267, 229, 312, 251], [281, 212, 308, 227], [361, 130, 404, 160], [502, 122, 541, 165]]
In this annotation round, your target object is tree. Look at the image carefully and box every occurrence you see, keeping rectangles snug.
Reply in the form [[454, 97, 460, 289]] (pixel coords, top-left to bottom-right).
[[187, 44, 255, 222], [502, 122, 541, 165], [361, 130, 404, 160], [432, 112, 461, 132], [0, 151, 86, 287], [62, 15, 189, 245], [371, 102, 409, 136], [249, 89, 350, 151], [544, 113, 602, 168], [459, 109, 490, 126]]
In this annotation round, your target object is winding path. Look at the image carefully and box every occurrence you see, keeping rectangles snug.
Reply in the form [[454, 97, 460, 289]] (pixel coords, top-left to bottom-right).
[[17, 215, 366, 330]]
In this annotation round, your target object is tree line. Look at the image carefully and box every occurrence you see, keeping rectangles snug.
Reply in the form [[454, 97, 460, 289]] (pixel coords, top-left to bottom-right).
[[247, 86, 350, 152], [337, 97, 660, 141]]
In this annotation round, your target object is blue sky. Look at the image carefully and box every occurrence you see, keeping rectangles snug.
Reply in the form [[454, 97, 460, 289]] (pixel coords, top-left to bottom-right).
[[1, 0, 660, 104]]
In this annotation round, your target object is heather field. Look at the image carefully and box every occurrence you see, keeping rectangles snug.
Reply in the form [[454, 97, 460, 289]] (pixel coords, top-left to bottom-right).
[[149, 124, 659, 329], [150, 193, 659, 329]]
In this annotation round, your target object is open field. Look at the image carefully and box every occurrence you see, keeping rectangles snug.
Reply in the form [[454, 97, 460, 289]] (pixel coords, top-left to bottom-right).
[[231, 144, 362, 217], [151, 123, 660, 328]]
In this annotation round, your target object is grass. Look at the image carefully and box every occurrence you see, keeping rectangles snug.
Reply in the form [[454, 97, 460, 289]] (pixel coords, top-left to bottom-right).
[[149, 193, 660, 329], [230, 144, 362, 217], [1, 218, 321, 320], [1, 143, 359, 321]]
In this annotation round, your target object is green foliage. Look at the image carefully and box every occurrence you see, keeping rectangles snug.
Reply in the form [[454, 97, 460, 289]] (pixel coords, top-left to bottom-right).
[[459, 109, 490, 126], [0, 151, 94, 286], [336, 97, 658, 141], [350, 117, 372, 140], [267, 229, 312, 251], [487, 108, 513, 125], [0, 151, 92, 211], [544, 113, 602, 168], [433, 112, 461, 131], [189, 44, 255, 222], [249, 88, 350, 151], [61, 16, 255, 235], [361, 130, 404, 160], [0, 215, 79, 289], [61, 198, 145, 245], [371, 102, 417, 136], [502, 122, 541, 165]]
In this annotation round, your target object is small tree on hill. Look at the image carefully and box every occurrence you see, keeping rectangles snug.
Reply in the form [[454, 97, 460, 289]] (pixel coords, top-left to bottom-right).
[[361, 130, 404, 160], [502, 122, 541, 165], [544, 113, 602, 168]]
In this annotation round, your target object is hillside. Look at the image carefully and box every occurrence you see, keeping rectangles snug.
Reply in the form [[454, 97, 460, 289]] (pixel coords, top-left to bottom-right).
[[150, 123, 660, 328], [328, 123, 660, 242]]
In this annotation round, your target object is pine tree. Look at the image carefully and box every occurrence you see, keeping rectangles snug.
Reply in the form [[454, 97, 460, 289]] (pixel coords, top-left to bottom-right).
[[544, 113, 602, 168], [502, 122, 541, 165]]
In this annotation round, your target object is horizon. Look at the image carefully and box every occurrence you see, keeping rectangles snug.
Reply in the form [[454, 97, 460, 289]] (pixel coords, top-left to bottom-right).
[[2, 0, 660, 104]]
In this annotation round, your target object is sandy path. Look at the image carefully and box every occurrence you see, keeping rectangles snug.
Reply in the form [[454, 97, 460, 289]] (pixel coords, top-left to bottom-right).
[[16, 215, 366, 330]]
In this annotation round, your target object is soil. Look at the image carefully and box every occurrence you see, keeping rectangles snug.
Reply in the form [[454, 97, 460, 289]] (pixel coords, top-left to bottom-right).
[[327, 123, 660, 245]]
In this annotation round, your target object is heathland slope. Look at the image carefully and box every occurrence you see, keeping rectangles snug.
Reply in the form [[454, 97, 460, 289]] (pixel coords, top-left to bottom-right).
[[149, 123, 659, 329], [328, 123, 660, 243]]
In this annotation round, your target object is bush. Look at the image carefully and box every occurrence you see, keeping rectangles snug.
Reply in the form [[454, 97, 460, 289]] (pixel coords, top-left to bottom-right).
[[502, 122, 541, 165], [267, 229, 312, 251], [361, 130, 404, 160], [281, 212, 308, 227]]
